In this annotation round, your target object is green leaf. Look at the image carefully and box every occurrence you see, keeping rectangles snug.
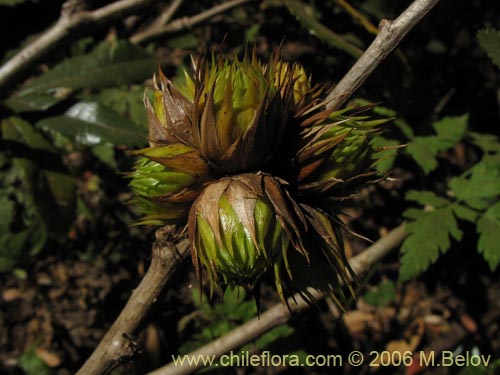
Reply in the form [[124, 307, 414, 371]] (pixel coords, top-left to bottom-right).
[[432, 114, 468, 146], [452, 203, 479, 223], [18, 346, 54, 375], [477, 202, 500, 270], [36, 101, 148, 148], [477, 28, 500, 69], [363, 280, 397, 307], [468, 131, 500, 154], [282, 0, 363, 58], [91, 143, 117, 169], [449, 156, 500, 210], [406, 115, 468, 174], [406, 137, 440, 174], [406, 190, 450, 208], [399, 206, 462, 282], [6, 40, 157, 112], [95, 86, 147, 126]]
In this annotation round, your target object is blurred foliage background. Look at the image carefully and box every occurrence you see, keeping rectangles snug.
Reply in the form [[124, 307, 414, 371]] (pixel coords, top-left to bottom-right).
[[1, 0, 500, 374]]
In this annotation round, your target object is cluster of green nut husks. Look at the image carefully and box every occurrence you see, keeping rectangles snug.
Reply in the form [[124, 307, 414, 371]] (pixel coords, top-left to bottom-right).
[[129, 51, 390, 305]]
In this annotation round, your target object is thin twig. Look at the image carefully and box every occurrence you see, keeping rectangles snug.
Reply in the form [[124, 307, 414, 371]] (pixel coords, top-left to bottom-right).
[[131, 0, 184, 43], [130, 0, 253, 45], [0, 0, 158, 95], [147, 223, 408, 375], [75, 232, 190, 375], [326, 0, 440, 109]]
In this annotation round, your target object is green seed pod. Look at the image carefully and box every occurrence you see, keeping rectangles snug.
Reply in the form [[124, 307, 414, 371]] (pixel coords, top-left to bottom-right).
[[189, 173, 304, 295], [128, 143, 211, 225], [293, 107, 390, 195]]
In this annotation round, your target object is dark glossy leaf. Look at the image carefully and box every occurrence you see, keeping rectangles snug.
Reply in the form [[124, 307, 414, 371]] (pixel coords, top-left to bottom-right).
[[6, 40, 157, 112], [95, 85, 147, 126], [37, 101, 148, 147], [4, 92, 63, 112]]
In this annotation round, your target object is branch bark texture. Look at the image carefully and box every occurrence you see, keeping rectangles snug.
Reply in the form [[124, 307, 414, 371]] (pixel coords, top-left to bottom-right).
[[326, 0, 440, 109], [148, 223, 408, 375], [76, 233, 190, 375]]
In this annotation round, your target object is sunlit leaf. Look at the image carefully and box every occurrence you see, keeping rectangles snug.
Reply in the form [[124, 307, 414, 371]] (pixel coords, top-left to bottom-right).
[[399, 206, 462, 282]]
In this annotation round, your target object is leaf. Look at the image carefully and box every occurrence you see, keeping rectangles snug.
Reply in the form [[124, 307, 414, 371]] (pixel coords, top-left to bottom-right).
[[36, 101, 148, 148], [406, 190, 450, 208], [432, 114, 468, 146], [468, 131, 500, 154], [18, 346, 54, 375], [6, 40, 157, 112], [477, 202, 500, 270], [477, 28, 500, 69], [282, 0, 363, 58], [399, 206, 462, 282], [452, 203, 479, 223], [1, 117, 75, 248], [91, 143, 117, 169], [95, 86, 147, 126], [364, 280, 397, 307], [406, 137, 440, 174], [449, 156, 500, 210], [406, 115, 468, 174]]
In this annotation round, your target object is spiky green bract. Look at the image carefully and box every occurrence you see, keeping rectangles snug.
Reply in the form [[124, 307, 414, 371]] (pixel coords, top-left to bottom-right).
[[292, 106, 391, 197], [128, 143, 211, 225], [274, 204, 356, 307], [146, 54, 298, 175], [188, 173, 308, 297]]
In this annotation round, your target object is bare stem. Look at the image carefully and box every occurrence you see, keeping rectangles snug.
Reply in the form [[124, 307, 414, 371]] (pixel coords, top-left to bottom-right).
[[147, 223, 408, 375], [326, 0, 440, 109], [75, 232, 190, 375]]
